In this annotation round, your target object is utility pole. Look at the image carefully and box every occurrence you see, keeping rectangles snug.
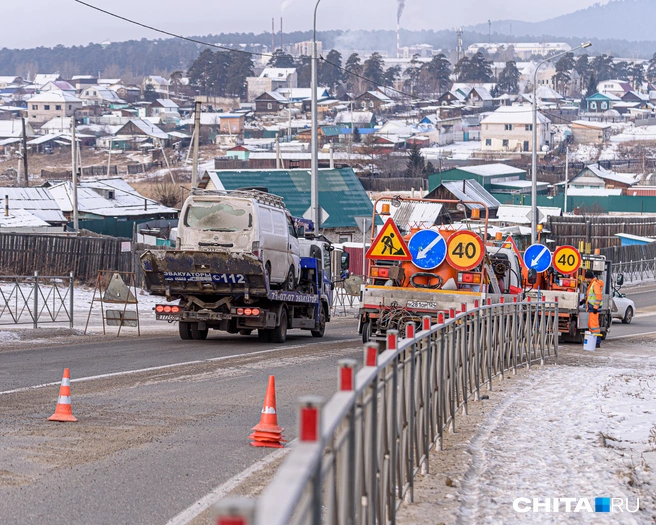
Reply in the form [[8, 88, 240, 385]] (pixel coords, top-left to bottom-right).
[[310, 0, 322, 232], [191, 100, 201, 188], [21, 116, 28, 187], [71, 114, 79, 230], [564, 145, 569, 214]]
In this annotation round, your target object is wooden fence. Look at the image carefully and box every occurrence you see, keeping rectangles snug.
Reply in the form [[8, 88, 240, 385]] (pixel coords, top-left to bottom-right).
[[0, 233, 167, 284], [547, 215, 656, 250], [40, 162, 161, 180]]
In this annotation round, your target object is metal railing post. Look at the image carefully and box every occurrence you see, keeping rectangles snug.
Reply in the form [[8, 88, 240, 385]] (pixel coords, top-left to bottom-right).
[[33, 271, 38, 329], [474, 304, 481, 400], [69, 271, 75, 329]]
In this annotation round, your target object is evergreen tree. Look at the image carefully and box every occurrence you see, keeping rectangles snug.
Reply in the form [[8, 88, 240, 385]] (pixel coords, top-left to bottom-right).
[[590, 54, 614, 82], [143, 83, 158, 102], [363, 52, 385, 86], [382, 65, 401, 85], [454, 57, 471, 82], [424, 160, 436, 176], [554, 53, 575, 93], [345, 53, 363, 94], [646, 52, 656, 83], [295, 55, 312, 88], [421, 53, 452, 94], [574, 54, 590, 77], [403, 54, 422, 95], [405, 145, 425, 178], [268, 49, 295, 68], [629, 63, 645, 89], [224, 52, 253, 97], [352, 127, 362, 143], [611, 61, 630, 81], [468, 52, 493, 82], [319, 49, 343, 90], [496, 61, 520, 94]]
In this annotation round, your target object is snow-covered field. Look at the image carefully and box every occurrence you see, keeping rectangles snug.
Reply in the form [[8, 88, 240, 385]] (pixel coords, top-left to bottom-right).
[[397, 339, 656, 524]]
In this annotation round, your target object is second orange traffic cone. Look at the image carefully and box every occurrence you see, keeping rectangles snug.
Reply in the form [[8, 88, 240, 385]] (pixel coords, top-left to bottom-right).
[[249, 375, 286, 448], [48, 368, 78, 422]]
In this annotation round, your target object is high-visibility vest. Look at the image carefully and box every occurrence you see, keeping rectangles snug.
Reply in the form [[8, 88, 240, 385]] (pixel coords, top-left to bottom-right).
[[587, 278, 603, 308]]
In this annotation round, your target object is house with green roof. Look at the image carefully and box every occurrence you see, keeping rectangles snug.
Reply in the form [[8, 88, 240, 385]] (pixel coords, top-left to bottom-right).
[[199, 167, 375, 242], [427, 163, 550, 195]]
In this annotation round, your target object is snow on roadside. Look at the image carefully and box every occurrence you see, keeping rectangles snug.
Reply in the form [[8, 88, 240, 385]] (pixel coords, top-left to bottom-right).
[[455, 364, 656, 524]]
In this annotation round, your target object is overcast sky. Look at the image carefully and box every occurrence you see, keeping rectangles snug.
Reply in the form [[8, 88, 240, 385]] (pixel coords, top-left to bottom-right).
[[3, 0, 608, 49]]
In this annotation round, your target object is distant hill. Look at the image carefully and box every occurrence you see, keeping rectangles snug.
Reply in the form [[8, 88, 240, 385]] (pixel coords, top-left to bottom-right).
[[469, 0, 656, 43]]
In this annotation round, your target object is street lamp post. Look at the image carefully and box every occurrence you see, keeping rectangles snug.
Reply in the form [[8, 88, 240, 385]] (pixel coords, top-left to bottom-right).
[[531, 42, 591, 243], [310, 0, 322, 232]]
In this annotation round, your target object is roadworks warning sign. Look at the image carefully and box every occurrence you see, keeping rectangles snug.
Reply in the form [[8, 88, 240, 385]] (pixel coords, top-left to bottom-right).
[[365, 218, 412, 261]]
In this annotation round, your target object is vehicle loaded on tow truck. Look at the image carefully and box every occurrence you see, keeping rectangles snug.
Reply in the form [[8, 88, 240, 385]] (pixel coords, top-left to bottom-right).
[[141, 189, 345, 343]]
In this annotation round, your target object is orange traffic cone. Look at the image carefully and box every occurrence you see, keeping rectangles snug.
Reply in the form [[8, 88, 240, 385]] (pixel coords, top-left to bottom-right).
[[48, 368, 78, 422], [249, 375, 286, 448]]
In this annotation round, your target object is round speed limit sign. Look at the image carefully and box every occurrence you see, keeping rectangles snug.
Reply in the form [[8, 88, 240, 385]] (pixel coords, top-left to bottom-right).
[[553, 245, 582, 275], [446, 231, 485, 271]]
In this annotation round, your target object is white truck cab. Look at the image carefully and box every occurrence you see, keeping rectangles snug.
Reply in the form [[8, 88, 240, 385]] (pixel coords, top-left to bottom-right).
[[177, 190, 301, 289]]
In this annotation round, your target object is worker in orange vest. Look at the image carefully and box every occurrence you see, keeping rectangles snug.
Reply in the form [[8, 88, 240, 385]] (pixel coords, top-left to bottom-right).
[[585, 269, 604, 347]]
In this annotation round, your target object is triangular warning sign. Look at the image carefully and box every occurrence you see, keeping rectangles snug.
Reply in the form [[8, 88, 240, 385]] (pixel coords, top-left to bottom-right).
[[103, 272, 137, 304], [366, 218, 412, 261]]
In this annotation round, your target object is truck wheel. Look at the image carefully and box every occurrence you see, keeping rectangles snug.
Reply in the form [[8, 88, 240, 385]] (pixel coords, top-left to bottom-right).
[[258, 329, 272, 342], [311, 307, 326, 338], [239, 329, 253, 336], [284, 266, 296, 291], [271, 308, 288, 343], [190, 323, 208, 340], [362, 320, 371, 343], [179, 322, 192, 340]]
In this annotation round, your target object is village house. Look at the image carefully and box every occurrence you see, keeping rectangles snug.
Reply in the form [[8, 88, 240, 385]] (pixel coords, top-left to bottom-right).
[[585, 92, 621, 113], [597, 80, 632, 97], [246, 68, 297, 101], [335, 111, 376, 129], [254, 91, 289, 114], [571, 120, 611, 144], [480, 105, 551, 153], [149, 98, 179, 117], [79, 86, 125, 106], [355, 90, 393, 112], [566, 164, 636, 192], [27, 91, 86, 124], [143, 75, 170, 97], [111, 84, 141, 103]]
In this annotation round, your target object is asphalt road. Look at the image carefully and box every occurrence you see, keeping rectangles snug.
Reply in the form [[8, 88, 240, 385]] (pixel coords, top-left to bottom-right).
[[2, 283, 655, 525], [0, 318, 363, 525]]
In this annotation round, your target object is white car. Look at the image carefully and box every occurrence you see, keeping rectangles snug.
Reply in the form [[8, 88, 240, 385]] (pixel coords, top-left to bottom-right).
[[611, 290, 635, 324]]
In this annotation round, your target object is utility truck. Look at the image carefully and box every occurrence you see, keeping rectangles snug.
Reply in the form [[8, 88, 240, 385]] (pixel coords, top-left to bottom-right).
[[359, 196, 525, 342], [141, 189, 345, 343]]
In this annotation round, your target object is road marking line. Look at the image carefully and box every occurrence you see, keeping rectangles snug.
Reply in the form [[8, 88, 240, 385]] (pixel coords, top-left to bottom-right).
[[0, 338, 360, 396], [609, 330, 656, 341], [165, 441, 296, 525]]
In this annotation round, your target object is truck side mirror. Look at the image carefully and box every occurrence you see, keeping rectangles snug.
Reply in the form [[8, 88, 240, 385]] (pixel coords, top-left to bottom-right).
[[616, 274, 624, 287], [527, 268, 537, 285], [341, 252, 350, 271]]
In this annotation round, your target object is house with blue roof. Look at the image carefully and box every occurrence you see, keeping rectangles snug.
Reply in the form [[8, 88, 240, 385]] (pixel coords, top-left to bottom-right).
[[585, 92, 621, 113], [199, 167, 375, 242]]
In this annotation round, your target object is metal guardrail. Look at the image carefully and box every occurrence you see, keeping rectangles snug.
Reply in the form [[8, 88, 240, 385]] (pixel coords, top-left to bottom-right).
[[213, 298, 559, 525], [0, 272, 74, 328], [611, 259, 656, 284]]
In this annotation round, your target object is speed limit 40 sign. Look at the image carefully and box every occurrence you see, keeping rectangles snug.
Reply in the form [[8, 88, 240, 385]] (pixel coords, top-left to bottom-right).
[[446, 231, 485, 271], [553, 245, 582, 275]]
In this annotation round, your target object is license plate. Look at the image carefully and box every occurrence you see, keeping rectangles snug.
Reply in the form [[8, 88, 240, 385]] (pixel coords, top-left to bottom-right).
[[156, 314, 179, 321], [407, 300, 439, 310]]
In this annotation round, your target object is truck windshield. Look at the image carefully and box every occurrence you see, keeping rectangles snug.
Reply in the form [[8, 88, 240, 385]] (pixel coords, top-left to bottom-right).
[[184, 201, 253, 231]]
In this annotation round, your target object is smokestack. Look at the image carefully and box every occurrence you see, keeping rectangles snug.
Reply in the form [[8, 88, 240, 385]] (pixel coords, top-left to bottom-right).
[[4, 195, 8, 217], [272, 18, 275, 52], [397, 22, 401, 59], [280, 17, 283, 52]]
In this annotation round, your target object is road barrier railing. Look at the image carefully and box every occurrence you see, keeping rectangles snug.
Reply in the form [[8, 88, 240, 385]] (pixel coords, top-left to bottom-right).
[[611, 258, 656, 284], [0, 272, 74, 328], [213, 299, 559, 525]]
